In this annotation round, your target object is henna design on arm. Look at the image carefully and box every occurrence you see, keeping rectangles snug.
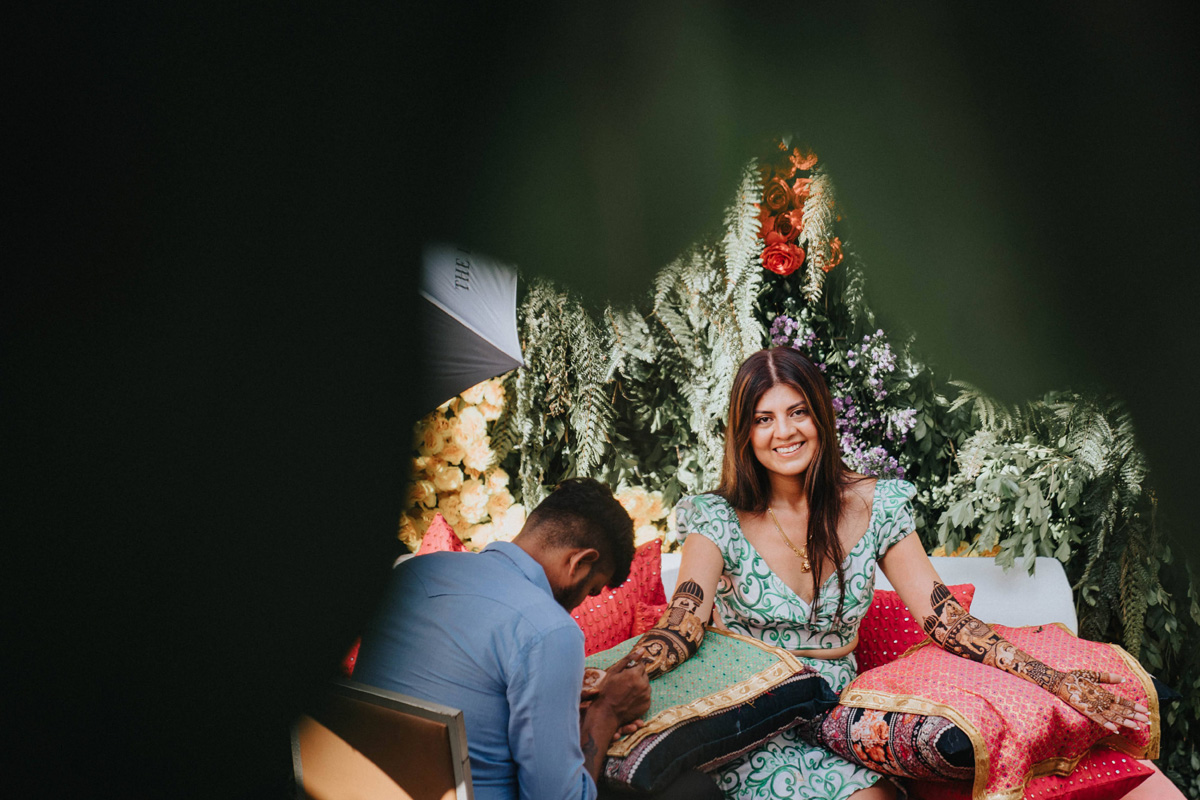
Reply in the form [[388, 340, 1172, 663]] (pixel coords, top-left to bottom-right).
[[920, 581, 1148, 731], [631, 579, 707, 679], [922, 581, 1060, 682]]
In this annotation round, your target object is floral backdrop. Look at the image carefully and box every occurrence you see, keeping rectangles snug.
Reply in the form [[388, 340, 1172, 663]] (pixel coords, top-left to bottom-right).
[[399, 140, 1199, 793]]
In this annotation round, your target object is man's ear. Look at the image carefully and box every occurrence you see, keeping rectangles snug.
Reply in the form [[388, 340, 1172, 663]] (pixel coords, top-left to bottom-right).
[[565, 547, 600, 581]]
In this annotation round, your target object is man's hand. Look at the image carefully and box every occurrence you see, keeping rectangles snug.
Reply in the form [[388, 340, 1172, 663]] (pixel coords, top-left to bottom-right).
[[594, 648, 651, 726], [1052, 670, 1150, 733], [579, 648, 652, 782]]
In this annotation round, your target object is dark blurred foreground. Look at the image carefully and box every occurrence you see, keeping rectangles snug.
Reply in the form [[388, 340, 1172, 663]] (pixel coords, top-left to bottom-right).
[[6, 2, 1198, 796]]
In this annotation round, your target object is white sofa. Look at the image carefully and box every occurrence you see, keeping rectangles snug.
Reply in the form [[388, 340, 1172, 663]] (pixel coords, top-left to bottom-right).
[[660, 554, 1078, 633]]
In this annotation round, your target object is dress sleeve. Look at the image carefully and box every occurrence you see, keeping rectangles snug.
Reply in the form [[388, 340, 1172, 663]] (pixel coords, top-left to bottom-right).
[[507, 624, 597, 800], [873, 479, 919, 559], [675, 494, 735, 573]]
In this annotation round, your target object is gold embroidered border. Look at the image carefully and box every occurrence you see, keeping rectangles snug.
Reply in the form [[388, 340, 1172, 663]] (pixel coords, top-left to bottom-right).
[[1045, 622, 1160, 760], [844, 625, 1161, 799], [838, 688, 991, 800], [606, 627, 806, 757]]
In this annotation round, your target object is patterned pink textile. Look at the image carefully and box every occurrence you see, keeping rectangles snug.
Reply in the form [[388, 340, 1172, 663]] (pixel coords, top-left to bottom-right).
[[571, 539, 668, 656], [844, 624, 1158, 800], [856, 584, 975, 673], [415, 513, 466, 554], [910, 746, 1153, 800]]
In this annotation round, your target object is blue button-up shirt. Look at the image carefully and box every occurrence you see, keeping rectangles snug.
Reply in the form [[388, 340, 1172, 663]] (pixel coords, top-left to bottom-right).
[[354, 542, 597, 800]]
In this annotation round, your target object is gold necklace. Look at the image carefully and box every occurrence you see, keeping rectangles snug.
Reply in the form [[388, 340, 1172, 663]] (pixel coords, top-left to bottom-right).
[[767, 508, 811, 573]]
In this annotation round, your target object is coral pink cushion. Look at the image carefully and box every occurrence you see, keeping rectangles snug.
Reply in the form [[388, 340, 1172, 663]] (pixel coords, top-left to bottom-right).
[[571, 540, 667, 656], [633, 599, 669, 638], [415, 513, 466, 554], [845, 624, 1158, 800], [856, 584, 975, 673], [910, 746, 1153, 800]]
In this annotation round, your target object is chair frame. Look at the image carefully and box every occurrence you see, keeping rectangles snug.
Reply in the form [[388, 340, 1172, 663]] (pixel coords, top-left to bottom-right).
[[292, 679, 474, 800]]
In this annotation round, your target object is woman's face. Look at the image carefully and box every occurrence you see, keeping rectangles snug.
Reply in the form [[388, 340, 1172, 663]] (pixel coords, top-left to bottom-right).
[[750, 382, 821, 479]]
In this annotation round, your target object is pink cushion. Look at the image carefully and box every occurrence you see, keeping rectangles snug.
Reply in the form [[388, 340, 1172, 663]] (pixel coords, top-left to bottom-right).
[[845, 624, 1158, 800], [911, 746, 1153, 800], [856, 584, 975, 672], [415, 513, 466, 554], [571, 540, 667, 656], [633, 599, 669, 638]]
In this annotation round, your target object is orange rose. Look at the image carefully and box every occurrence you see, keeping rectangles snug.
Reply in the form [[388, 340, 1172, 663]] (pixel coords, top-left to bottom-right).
[[756, 204, 775, 240], [790, 147, 818, 171], [761, 242, 806, 276], [762, 177, 794, 213], [823, 237, 844, 273], [791, 177, 812, 203]]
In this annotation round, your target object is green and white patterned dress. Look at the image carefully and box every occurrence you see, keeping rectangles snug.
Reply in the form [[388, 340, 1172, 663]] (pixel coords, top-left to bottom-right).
[[675, 479, 918, 800]]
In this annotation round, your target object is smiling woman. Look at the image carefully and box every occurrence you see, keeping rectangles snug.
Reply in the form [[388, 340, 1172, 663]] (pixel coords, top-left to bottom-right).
[[751, 384, 820, 479], [613, 346, 1150, 800]]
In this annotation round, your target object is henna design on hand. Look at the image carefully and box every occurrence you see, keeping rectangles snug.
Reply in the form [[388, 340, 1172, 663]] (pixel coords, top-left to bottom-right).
[[921, 582, 1149, 732], [632, 579, 706, 679]]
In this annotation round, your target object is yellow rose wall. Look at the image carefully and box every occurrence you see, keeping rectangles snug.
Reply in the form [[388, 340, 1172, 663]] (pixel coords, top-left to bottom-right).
[[401, 374, 673, 552]]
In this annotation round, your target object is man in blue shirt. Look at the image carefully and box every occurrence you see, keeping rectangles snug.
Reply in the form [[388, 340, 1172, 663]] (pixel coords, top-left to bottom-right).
[[357, 478, 711, 800]]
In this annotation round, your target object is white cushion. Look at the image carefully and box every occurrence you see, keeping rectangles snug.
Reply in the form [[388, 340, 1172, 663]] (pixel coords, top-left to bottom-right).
[[660, 553, 1078, 634]]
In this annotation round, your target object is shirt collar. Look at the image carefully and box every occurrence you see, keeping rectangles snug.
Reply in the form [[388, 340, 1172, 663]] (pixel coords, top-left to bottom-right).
[[482, 541, 554, 599]]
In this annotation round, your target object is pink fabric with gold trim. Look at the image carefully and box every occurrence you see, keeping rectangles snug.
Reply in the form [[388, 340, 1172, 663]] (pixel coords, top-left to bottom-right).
[[910, 746, 1153, 800], [844, 624, 1158, 800]]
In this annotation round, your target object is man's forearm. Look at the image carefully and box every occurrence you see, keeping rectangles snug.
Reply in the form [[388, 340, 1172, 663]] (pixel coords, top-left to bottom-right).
[[579, 702, 620, 783]]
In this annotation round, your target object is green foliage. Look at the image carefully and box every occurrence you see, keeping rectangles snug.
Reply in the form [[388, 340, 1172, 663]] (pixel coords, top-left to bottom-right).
[[503, 148, 1198, 790], [937, 388, 1200, 792], [509, 168, 767, 513]]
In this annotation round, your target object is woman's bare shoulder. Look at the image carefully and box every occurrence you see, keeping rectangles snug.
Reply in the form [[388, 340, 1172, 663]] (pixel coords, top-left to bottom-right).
[[841, 474, 878, 513]]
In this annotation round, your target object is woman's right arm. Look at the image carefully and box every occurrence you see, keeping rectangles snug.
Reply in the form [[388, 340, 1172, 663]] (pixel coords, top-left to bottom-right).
[[625, 532, 725, 679]]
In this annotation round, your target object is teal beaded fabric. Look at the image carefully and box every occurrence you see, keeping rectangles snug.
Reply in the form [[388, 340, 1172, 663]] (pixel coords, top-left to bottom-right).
[[586, 628, 800, 722], [675, 479, 918, 800]]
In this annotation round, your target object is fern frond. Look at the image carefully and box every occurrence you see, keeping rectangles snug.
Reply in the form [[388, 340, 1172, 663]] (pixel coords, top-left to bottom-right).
[[798, 170, 836, 302], [947, 380, 1014, 432], [721, 160, 765, 301]]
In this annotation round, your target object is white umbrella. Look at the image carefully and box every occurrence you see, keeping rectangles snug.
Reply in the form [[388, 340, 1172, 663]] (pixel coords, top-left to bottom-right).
[[419, 244, 524, 413]]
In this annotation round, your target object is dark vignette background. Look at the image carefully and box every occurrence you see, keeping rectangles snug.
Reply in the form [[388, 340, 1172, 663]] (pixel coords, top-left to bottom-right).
[[7, 2, 1198, 796]]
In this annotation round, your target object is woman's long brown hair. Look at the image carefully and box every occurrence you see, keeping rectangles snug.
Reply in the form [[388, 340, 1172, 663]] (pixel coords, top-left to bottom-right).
[[715, 346, 855, 620]]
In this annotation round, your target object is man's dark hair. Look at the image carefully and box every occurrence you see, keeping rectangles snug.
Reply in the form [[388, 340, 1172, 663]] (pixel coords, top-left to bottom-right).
[[526, 477, 635, 587]]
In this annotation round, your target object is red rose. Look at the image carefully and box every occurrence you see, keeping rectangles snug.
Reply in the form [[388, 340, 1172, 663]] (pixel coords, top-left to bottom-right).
[[762, 242, 806, 276], [823, 237, 844, 273], [762, 177, 794, 213], [770, 211, 802, 242], [784, 207, 805, 234]]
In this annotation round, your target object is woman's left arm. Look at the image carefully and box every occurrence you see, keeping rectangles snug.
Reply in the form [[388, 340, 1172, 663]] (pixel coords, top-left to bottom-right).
[[879, 533, 1149, 733]]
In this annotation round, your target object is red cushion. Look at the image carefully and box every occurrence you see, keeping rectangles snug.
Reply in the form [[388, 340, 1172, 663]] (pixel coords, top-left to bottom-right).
[[571, 539, 667, 656], [910, 746, 1153, 800], [340, 639, 360, 676], [856, 584, 975, 673], [633, 599, 669, 638], [848, 624, 1157, 800], [415, 513, 466, 554]]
